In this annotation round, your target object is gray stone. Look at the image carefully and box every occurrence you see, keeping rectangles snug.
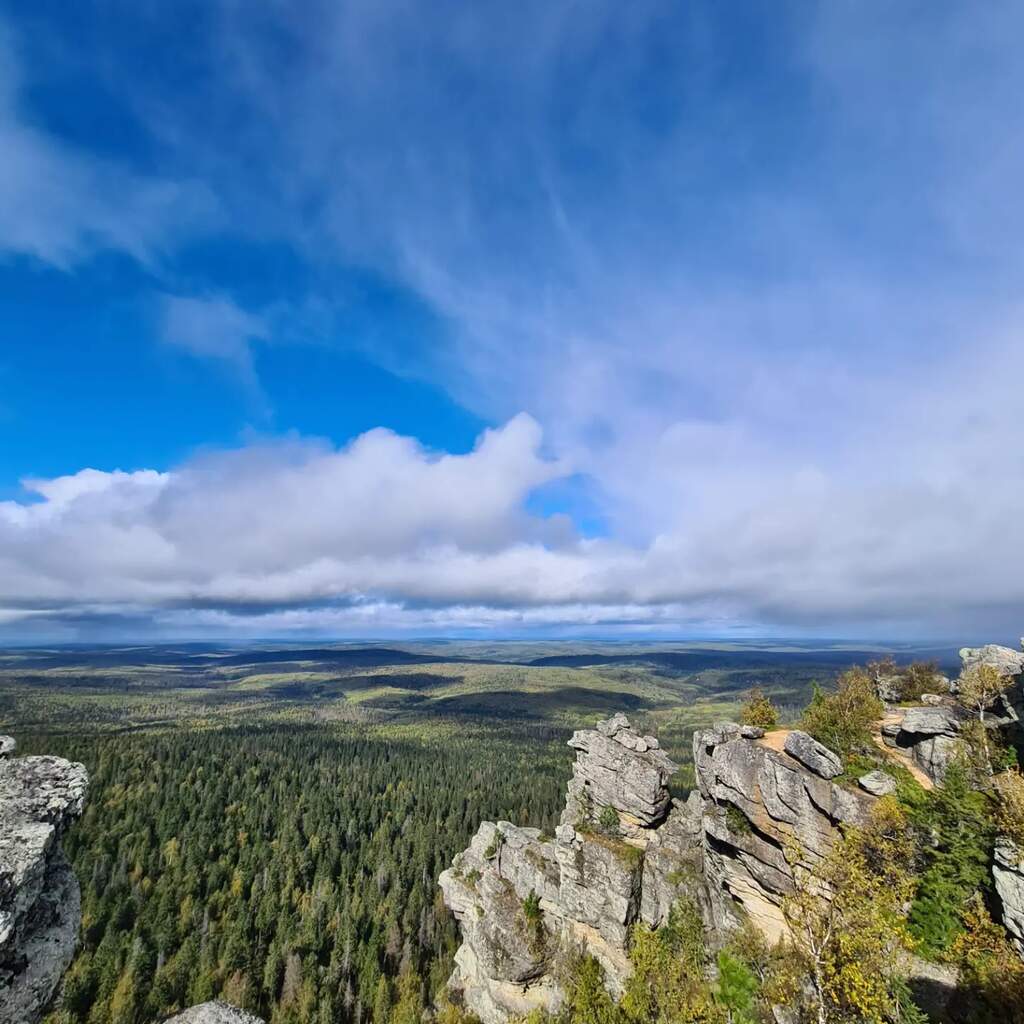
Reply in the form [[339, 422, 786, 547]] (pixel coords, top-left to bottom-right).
[[0, 753, 88, 1024], [563, 717, 676, 828], [875, 674, 904, 703], [959, 644, 1024, 680], [739, 726, 765, 739], [993, 837, 1024, 961], [0, 738, 15, 759], [639, 794, 705, 929], [899, 706, 962, 737], [693, 724, 870, 943], [920, 693, 946, 706], [782, 730, 843, 779], [163, 1003, 265, 1023], [858, 770, 897, 796]]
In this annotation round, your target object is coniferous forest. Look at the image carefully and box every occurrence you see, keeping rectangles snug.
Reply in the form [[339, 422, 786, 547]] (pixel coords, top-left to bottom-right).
[[22, 723, 568, 1024]]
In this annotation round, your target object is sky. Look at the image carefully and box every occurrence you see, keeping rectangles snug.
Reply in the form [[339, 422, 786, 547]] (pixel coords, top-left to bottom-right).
[[1, 0, 1023, 643]]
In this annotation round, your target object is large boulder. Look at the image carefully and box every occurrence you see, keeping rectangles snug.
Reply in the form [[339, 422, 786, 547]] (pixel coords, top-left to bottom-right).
[[783, 731, 843, 779], [858, 770, 897, 797], [0, 747, 88, 1024], [883, 706, 965, 784], [959, 645, 1024, 680], [956, 645, 1024, 729]]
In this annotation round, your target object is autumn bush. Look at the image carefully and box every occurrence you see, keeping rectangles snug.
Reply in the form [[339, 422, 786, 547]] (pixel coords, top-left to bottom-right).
[[739, 687, 778, 730], [799, 668, 884, 755]]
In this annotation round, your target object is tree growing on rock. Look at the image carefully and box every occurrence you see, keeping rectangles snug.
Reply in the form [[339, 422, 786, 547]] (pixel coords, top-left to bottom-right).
[[739, 688, 778, 731], [781, 798, 918, 1024], [956, 663, 1015, 776], [799, 668, 884, 756]]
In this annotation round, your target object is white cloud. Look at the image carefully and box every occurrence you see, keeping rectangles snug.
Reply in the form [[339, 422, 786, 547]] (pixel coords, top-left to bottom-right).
[[3, 3, 1024, 639]]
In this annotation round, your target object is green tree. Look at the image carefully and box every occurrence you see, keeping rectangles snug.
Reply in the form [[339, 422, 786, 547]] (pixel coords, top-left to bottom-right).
[[739, 688, 778, 731], [800, 669, 883, 755], [957, 664, 1013, 776], [714, 950, 757, 1024], [782, 798, 917, 1024]]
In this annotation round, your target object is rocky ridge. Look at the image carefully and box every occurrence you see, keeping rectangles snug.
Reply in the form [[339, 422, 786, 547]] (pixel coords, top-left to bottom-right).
[[439, 713, 886, 1021], [440, 642, 1024, 1021], [439, 714, 694, 1023]]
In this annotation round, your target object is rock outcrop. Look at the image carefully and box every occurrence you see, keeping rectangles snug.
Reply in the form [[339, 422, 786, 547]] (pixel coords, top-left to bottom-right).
[[880, 704, 965, 784], [875, 643, 1024, 786], [163, 1002, 265, 1024], [439, 715, 696, 1023], [993, 838, 1024, 961], [0, 737, 88, 1024], [439, 715, 872, 1022], [694, 723, 873, 942]]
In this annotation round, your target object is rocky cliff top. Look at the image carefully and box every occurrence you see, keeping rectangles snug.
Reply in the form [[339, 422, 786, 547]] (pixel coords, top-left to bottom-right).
[[439, 715, 695, 1023], [0, 736, 89, 1024]]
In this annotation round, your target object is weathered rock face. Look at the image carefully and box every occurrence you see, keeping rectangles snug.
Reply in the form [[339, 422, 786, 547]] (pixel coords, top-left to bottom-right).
[[993, 838, 1024, 961], [163, 1002, 265, 1023], [694, 723, 872, 943], [560, 713, 676, 832], [782, 730, 843, 779], [440, 716, 872, 1022], [439, 716, 697, 1024], [0, 737, 88, 1024]]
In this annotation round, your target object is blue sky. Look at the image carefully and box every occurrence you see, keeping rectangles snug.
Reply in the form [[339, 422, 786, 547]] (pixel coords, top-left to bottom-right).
[[1, 1, 1023, 641]]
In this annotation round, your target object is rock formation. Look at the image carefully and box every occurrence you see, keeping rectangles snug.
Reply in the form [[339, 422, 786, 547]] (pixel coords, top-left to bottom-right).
[[163, 1002, 266, 1023], [693, 724, 872, 942], [993, 838, 1024, 961], [0, 736, 88, 1024], [439, 713, 884, 1021], [439, 714, 694, 1023]]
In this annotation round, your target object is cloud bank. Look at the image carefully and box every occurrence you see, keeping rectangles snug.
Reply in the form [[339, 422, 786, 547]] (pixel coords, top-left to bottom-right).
[[2, 2, 1024, 639]]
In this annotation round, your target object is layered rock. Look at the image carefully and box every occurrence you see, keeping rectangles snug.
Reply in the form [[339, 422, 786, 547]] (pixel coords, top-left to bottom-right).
[[877, 643, 1024, 785], [693, 723, 871, 942], [880, 704, 965, 784], [0, 737, 88, 1024], [440, 715, 873, 1022], [439, 716, 694, 1023], [955, 643, 1024, 729]]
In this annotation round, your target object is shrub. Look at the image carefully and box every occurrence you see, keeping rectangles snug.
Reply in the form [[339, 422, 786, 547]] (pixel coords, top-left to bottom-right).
[[799, 668, 884, 755], [957, 664, 1015, 775], [522, 889, 542, 923], [994, 770, 1024, 847], [950, 895, 1024, 1023], [740, 687, 778, 730], [725, 803, 752, 836], [598, 804, 620, 836], [900, 660, 943, 701]]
